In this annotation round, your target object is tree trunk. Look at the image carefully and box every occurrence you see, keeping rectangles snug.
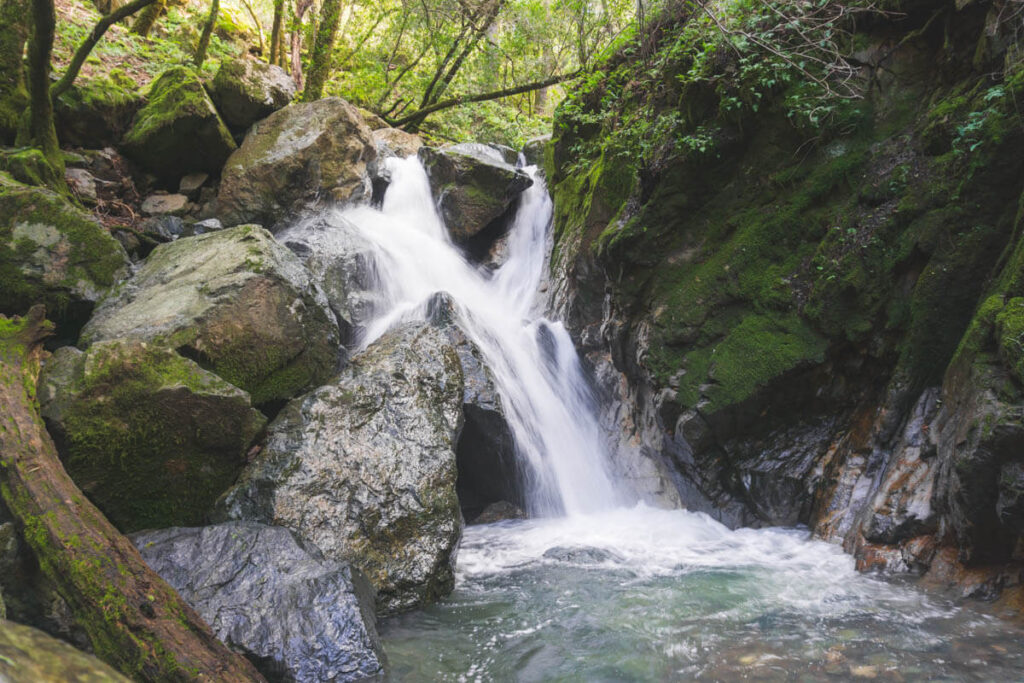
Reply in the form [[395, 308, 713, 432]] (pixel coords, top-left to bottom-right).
[[0, 0, 30, 143], [300, 0, 342, 101], [269, 0, 284, 64], [0, 307, 267, 683], [25, 0, 61, 173], [132, 0, 165, 37], [193, 0, 219, 67]]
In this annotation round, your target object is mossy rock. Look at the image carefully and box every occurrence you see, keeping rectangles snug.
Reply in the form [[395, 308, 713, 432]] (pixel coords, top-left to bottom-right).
[[80, 224, 340, 406], [55, 71, 143, 148], [215, 98, 376, 231], [418, 143, 533, 242], [0, 173, 129, 327], [208, 57, 295, 131], [122, 66, 236, 185], [0, 86, 27, 147], [0, 148, 65, 190], [38, 339, 267, 532], [0, 618, 130, 682]]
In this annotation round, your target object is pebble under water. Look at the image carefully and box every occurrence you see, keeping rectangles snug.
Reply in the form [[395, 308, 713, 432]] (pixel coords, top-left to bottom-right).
[[381, 506, 1024, 681]]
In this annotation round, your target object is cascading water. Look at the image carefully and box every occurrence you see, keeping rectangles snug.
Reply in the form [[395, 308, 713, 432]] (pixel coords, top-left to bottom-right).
[[333, 155, 621, 516], [283, 154, 1024, 680]]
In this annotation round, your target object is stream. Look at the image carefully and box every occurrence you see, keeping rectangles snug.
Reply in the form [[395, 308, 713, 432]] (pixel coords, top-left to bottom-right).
[[312, 152, 1024, 681]]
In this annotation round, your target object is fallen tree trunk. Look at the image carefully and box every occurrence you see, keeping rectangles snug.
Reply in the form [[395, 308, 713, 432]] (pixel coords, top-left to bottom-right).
[[0, 306, 266, 682]]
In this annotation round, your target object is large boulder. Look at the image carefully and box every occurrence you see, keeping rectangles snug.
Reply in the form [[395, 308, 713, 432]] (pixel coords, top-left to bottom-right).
[[132, 522, 385, 682], [215, 322, 465, 613], [0, 619, 130, 682], [55, 71, 143, 148], [38, 339, 266, 532], [122, 66, 236, 184], [209, 58, 296, 131], [216, 98, 376, 231], [0, 173, 129, 328], [81, 225, 340, 406], [418, 143, 532, 242]]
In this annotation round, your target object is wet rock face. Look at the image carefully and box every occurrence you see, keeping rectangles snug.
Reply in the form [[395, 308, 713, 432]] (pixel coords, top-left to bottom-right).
[[122, 66, 236, 184], [131, 522, 385, 682], [216, 322, 465, 614], [0, 174, 130, 336], [419, 144, 532, 243], [38, 340, 266, 532], [209, 58, 296, 131], [0, 618, 130, 682], [81, 224, 340, 407], [216, 98, 377, 231]]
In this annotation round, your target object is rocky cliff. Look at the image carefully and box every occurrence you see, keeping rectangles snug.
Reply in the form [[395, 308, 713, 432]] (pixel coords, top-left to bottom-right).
[[549, 0, 1024, 604]]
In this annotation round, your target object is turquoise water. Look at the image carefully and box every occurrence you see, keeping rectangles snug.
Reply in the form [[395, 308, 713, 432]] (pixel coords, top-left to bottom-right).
[[381, 507, 1024, 681]]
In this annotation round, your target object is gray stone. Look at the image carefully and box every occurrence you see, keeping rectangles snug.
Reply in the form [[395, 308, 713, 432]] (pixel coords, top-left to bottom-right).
[[372, 128, 422, 159], [81, 224, 340, 406], [209, 58, 296, 131], [139, 214, 186, 241], [141, 193, 189, 216], [216, 98, 377, 232], [179, 172, 209, 200], [521, 135, 551, 167], [131, 522, 385, 682], [419, 143, 532, 242], [64, 168, 97, 204], [215, 322, 465, 614], [191, 217, 224, 234]]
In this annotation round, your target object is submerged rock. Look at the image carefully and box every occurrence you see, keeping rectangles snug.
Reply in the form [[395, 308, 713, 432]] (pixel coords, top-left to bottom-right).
[[132, 522, 385, 682], [216, 98, 376, 231], [38, 339, 266, 531], [0, 173, 129, 327], [209, 58, 296, 131], [122, 66, 236, 184], [0, 619, 130, 682], [216, 322, 464, 613], [419, 143, 532, 242], [81, 224, 340, 406]]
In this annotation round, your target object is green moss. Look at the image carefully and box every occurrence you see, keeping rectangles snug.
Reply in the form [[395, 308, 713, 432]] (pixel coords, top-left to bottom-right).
[[0, 148, 66, 192], [55, 340, 265, 531], [995, 297, 1024, 383]]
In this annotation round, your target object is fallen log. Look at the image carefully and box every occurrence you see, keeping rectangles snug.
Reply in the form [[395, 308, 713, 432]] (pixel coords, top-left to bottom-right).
[[0, 306, 266, 682]]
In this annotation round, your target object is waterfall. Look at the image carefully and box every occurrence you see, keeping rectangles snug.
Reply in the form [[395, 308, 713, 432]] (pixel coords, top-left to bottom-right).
[[301, 156, 621, 516]]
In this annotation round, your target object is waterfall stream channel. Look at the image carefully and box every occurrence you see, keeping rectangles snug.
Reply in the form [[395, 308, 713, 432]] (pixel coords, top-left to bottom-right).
[[294, 155, 1024, 680]]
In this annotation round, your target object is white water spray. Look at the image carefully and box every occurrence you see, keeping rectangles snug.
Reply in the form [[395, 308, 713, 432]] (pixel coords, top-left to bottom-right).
[[291, 156, 622, 515]]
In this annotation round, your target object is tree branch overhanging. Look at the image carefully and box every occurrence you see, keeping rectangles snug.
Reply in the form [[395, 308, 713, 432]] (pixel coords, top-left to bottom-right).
[[386, 70, 580, 128]]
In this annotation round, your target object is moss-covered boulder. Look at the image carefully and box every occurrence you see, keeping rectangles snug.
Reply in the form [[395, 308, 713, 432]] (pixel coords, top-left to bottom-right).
[[419, 143, 533, 242], [0, 618, 130, 682], [81, 224, 340, 406], [0, 148, 65, 189], [215, 322, 464, 614], [215, 97, 376, 231], [208, 58, 295, 131], [122, 66, 236, 185], [38, 339, 266, 532], [55, 71, 143, 148], [0, 173, 129, 327]]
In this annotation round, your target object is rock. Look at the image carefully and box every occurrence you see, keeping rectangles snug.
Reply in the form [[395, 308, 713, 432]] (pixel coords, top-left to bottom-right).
[[358, 107, 389, 130], [141, 193, 189, 216], [64, 168, 97, 204], [122, 66, 236, 185], [0, 173, 129, 326], [419, 143, 533, 242], [191, 217, 224, 234], [54, 71, 142, 147], [38, 340, 266, 532], [372, 127, 422, 158], [521, 135, 551, 166], [488, 143, 519, 165], [0, 148, 65, 188], [139, 214, 186, 241], [209, 58, 296, 131], [0, 619, 130, 682], [81, 225, 340, 406], [216, 98, 376, 231], [470, 501, 526, 525], [215, 322, 465, 613], [131, 522, 385, 682], [179, 172, 209, 200]]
